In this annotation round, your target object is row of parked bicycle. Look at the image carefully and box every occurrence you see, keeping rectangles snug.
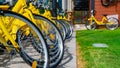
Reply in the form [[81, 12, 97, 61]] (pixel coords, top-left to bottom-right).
[[0, 0, 73, 68]]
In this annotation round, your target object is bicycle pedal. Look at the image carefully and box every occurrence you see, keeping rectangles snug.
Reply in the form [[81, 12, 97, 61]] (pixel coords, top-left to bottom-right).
[[32, 61, 37, 68], [49, 45, 54, 49], [49, 34, 55, 40]]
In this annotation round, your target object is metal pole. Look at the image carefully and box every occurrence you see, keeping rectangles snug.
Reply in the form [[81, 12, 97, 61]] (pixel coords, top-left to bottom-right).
[[62, 0, 67, 11], [67, 0, 72, 12], [91, 0, 95, 11], [51, 0, 57, 18], [58, 0, 62, 13]]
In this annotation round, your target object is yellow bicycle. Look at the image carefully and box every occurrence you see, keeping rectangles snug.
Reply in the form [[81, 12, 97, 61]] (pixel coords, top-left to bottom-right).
[[85, 10, 119, 30], [0, 1, 49, 68], [8, 0, 64, 68], [41, 0, 73, 40]]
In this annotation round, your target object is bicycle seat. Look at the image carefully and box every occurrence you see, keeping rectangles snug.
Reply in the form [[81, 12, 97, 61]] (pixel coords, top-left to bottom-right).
[[103, 14, 107, 16], [0, 2, 10, 10]]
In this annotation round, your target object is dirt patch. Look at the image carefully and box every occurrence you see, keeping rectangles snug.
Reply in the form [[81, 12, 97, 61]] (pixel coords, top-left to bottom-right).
[[76, 42, 86, 68]]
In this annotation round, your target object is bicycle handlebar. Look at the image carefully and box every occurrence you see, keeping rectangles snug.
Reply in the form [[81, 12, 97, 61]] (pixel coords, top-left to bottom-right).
[[90, 10, 96, 15], [0, 0, 17, 6], [26, 0, 49, 9]]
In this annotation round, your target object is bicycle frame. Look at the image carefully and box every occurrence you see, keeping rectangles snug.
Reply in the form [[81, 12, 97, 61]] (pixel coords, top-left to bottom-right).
[[10, 0, 49, 34], [88, 14, 107, 25], [0, 16, 20, 52], [0, 4, 27, 52], [0, 0, 65, 47], [0, 5, 9, 10], [0, 0, 65, 68], [0, 0, 41, 52]]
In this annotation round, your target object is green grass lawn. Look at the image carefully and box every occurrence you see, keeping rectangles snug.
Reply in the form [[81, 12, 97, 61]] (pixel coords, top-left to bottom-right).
[[76, 29, 120, 68]]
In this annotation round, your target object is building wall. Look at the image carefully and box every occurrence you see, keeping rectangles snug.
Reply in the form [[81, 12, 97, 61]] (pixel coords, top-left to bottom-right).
[[62, 0, 67, 11], [62, 0, 74, 12], [94, 0, 120, 21]]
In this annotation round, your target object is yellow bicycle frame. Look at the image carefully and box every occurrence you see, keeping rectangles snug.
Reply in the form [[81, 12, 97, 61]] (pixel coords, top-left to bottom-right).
[[0, 0, 61, 52], [88, 14, 107, 25], [0, 5, 24, 52]]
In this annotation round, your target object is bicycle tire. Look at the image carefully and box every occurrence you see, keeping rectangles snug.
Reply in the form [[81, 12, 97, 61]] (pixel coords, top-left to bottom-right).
[[106, 17, 119, 30], [85, 20, 96, 30], [65, 21, 74, 39], [1, 10, 49, 68], [57, 20, 68, 38], [101, 0, 111, 6], [59, 20, 73, 39], [33, 14, 64, 68], [55, 20, 66, 40]]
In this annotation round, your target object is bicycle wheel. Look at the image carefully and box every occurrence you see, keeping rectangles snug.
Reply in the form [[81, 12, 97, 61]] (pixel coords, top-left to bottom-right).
[[106, 17, 119, 30], [57, 20, 68, 39], [33, 14, 64, 68], [65, 21, 74, 39], [58, 20, 73, 39], [1, 10, 49, 68], [55, 20, 66, 40], [101, 0, 111, 6], [85, 20, 96, 30]]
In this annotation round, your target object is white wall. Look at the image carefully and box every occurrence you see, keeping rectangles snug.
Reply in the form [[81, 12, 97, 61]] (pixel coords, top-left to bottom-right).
[[62, 0, 67, 11], [62, 0, 74, 12], [67, 0, 74, 12]]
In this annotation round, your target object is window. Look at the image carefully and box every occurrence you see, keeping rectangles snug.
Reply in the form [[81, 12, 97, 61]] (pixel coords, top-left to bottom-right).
[[74, 0, 89, 11]]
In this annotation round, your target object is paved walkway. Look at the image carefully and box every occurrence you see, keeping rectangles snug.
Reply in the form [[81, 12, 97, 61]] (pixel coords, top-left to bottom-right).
[[75, 24, 86, 30], [58, 31, 76, 68], [0, 31, 77, 68]]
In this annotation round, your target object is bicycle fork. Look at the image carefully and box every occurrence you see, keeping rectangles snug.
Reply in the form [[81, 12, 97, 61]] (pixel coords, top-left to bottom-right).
[[0, 15, 20, 52]]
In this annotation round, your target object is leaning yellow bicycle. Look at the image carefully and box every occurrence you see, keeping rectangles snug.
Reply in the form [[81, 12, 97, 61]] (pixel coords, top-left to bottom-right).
[[40, 0, 73, 40], [85, 10, 119, 30], [0, 2, 49, 68], [5, 0, 64, 68]]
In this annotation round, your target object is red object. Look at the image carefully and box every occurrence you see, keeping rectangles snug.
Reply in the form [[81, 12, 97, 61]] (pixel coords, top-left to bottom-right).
[[93, 0, 120, 21]]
